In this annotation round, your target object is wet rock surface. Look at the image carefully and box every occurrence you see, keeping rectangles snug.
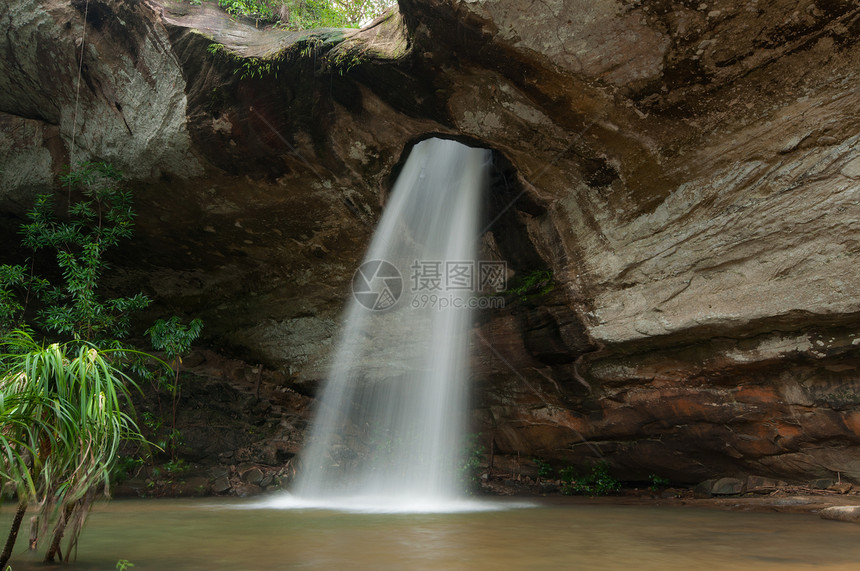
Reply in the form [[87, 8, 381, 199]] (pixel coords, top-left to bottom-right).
[[0, 0, 859, 487], [112, 349, 307, 498]]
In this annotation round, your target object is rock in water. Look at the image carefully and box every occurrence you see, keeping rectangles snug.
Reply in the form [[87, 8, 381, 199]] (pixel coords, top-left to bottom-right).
[[820, 506, 860, 524]]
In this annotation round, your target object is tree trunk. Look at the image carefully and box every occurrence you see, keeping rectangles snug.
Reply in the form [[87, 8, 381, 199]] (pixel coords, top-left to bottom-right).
[[0, 502, 28, 568], [43, 503, 74, 563], [28, 515, 38, 549]]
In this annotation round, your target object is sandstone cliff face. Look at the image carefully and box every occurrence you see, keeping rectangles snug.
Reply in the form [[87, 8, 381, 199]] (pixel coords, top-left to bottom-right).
[[1, 0, 858, 484]]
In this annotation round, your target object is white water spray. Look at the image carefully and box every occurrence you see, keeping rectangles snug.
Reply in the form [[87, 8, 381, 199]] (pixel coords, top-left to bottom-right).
[[290, 138, 491, 511]]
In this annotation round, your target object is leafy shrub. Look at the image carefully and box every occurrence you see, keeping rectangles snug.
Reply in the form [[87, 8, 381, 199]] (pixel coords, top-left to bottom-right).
[[648, 474, 670, 492], [216, 0, 394, 29], [560, 462, 621, 496], [0, 162, 201, 567], [533, 457, 553, 480], [459, 433, 485, 493], [146, 317, 203, 459], [0, 161, 151, 340]]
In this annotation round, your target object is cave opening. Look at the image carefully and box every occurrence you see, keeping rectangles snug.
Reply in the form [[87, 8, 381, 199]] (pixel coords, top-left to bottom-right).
[[386, 133, 552, 277]]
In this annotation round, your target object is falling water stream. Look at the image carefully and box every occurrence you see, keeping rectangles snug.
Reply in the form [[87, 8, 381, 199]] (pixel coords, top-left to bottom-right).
[[283, 138, 492, 512]]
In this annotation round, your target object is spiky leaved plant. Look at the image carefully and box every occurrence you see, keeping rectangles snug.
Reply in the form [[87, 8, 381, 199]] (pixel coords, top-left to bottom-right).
[[0, 331, 147, 565]]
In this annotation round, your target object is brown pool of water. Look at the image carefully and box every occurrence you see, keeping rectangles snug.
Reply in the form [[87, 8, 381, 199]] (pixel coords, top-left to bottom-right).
[[3, 497, 859, 570]]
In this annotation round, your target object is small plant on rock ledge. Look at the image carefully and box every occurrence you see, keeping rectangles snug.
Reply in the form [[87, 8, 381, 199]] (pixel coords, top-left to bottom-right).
[[648, 474, 670, 493], [206, 43, 286, 80], [533, 457, 554, 480], [459, 433, 486, 494], [560, 462, 621, 496]]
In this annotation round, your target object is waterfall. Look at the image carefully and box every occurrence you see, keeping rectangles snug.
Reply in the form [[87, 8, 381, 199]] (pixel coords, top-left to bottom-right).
[[292, 138, 491, 512]]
